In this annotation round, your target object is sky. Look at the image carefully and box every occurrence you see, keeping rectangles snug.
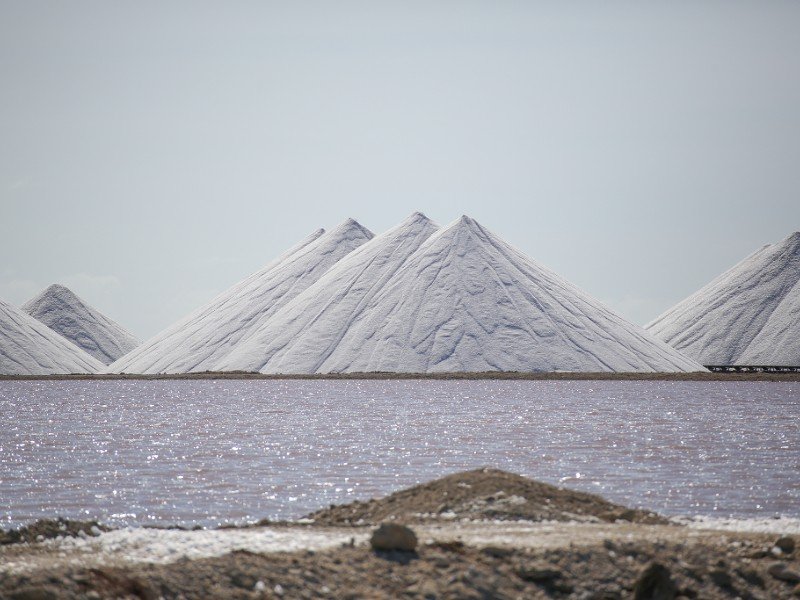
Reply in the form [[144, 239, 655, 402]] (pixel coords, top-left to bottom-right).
[[1, 1, 799, 340]]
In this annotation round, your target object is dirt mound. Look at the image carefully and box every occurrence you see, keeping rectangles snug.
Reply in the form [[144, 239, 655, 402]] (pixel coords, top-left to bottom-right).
[[0, 518, 110, 545], [306, 468, 666, 526]]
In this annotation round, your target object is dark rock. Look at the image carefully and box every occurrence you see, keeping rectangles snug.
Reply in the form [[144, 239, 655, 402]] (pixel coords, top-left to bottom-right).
[[230, 571, 256, 589], [633, 562, 677, 600], [735, 567, 765, 588], [775, 536, 796, 554], [370, 523, 417, 552], [769, 562, 800, 584], [7, 587, 58, 600], [516, 564, 562, 582], [709, 569, 733, 588], [481, 545, 513, 558]]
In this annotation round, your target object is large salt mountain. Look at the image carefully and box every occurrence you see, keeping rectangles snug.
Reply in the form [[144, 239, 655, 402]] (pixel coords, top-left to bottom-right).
[[0, 299, 104, 375], [22, 284, 140, 365], [108, 220, 373, 374], [231, 215, 702, 373], [646, 231, 800, 366], [217, 212, 440, 372]]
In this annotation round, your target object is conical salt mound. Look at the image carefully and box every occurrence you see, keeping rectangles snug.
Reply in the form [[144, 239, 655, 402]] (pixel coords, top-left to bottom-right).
[[107, 220, 373, 374], [0, 299, 104, 374], [265, 216, 704, 373], [22, 284, 140, 365], [217, 212, 440, 373], [646, 231, 800, 366]]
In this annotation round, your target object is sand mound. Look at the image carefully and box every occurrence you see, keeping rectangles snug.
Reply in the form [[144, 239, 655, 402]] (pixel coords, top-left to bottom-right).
[[306, 468, 666, 526]]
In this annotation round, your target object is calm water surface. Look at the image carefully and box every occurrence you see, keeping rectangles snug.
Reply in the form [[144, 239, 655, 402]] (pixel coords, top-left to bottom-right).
[[1, 380, 798, 528]]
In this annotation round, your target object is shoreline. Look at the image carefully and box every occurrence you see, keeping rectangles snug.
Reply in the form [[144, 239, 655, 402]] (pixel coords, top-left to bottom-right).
[[2, 470, 798, 598], [3, 371, 800, 382]]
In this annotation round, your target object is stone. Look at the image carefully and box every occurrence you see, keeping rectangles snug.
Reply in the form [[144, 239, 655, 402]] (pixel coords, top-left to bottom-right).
[[370, 523, 417, 552], [481, 546, 513, 558], [415, 579, 439, 599], [776, 536, 796, 554], [769, 563, 800, 584], [516, 564, 562, 583], [709, 569, 733, 589], [633, 563, 677, 600], [7, 588, 58, 600]]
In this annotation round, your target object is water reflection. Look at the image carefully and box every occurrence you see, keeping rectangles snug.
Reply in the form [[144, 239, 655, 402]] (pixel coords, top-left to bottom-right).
[[1, 379, 798, 528]]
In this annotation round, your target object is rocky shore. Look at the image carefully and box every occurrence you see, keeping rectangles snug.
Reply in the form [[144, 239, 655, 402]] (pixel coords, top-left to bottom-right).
[[1, 469, 798, 599]]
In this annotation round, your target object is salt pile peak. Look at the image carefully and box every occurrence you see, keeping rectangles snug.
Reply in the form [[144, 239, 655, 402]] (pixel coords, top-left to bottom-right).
[[22, 284, 140, 365], [0, 298, 104, 375], [263, 215, 704, 373], [107, 220, 373, 374], [217, 212, 440, 373], [646, 231, 800, 366]]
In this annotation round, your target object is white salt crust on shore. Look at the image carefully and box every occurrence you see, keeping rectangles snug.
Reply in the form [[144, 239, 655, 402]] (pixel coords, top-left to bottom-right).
[[2, 517, 798, 575]]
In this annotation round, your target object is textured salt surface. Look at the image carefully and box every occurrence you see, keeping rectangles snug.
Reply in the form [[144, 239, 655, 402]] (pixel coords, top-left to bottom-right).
[[0, 527, 368, 574], [0, 299, 103, 375], [647, 231, 800, 365], [63, 527, 367, 564], [107, 213, 704, 374], [23, 284, 139, 365], [217, 212, 440, 373], [300, 216, 704, 373], [676, 516, 800, 535], [108, 221, 373, 374]]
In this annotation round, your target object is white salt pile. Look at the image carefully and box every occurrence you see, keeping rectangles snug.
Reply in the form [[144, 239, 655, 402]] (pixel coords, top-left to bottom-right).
[[0, 298, 104, 375], [217, 212, 440, 373], [647, 231, 800, 365], [108, 220, 374, 374], [23, 284, 140, 365], [159, 213, 702, 374], [256, 215, 701, 373]]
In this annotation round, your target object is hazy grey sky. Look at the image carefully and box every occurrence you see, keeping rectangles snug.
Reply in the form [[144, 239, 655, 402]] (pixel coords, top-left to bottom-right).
[[2, 1, 799, 339]]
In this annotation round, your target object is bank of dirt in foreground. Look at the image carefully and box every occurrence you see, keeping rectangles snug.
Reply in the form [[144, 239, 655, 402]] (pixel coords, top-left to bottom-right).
[[1, 469, 798, 599]]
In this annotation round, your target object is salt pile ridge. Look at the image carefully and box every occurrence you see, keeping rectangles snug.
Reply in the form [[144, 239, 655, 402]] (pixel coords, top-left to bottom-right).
[[0, 299, 104, 375], [218, 215, 702, 373], [646, 231, 800, 365], [22, 284, 140, 365], [107, 220, 373, 374], [217, 212, 440, 372], [305, 216, 704, 373]]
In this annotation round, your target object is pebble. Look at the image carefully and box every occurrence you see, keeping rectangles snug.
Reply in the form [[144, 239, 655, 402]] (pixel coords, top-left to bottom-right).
[[516, 564, 562, 582], [769, 563, 800, 584], [481, 545, 512, 558], [776, 536, 796, 554], [709, 569, 733, 588]]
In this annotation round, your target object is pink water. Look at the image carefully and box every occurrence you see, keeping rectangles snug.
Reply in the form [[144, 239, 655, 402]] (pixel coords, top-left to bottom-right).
[[1, 380, 798, 528]]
